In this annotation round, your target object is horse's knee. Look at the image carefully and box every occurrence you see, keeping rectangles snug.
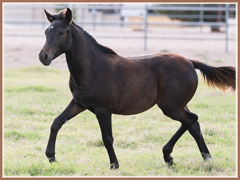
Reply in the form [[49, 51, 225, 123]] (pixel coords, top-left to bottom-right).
[[50, 118, 64, 133], [50, 124, 59, 133]]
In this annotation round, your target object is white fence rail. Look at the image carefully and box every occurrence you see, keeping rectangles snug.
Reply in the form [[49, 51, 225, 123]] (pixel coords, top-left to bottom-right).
[[4, 3, 236, 52]]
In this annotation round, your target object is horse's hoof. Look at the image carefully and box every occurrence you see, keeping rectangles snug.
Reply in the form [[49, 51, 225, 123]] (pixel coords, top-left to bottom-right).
[[202, 153, 212, 162], [48, 157, 57, 163], [166, 159, 174, 166], [164, 155, 174, 166], [110, 163, 119, 170], [206, 157, 212, 162]]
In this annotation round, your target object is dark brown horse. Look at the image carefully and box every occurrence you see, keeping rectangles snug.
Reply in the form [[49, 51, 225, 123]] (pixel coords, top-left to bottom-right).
[[39, 8, 235, 169]]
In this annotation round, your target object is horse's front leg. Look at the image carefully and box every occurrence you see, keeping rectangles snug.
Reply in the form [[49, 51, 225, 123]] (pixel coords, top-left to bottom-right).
[[45, 99, 85, 162], [95, 108, 119, 169]]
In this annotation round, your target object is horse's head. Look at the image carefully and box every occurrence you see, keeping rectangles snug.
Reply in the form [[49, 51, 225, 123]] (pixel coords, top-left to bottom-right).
[[39, 8, 73, 66]]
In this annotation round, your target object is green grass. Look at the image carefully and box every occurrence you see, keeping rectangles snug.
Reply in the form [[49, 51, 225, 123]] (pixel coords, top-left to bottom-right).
[[213, 59, 223, 63], [3, 66, 236, 177]]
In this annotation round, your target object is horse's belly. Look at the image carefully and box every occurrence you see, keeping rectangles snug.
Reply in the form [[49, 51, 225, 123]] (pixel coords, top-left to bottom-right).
[[112, 102, 156, 115], [111, 86, 158, 115]]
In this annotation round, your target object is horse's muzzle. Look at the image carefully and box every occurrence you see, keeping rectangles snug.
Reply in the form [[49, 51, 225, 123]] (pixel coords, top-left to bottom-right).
[[39, 50, 53, 66]]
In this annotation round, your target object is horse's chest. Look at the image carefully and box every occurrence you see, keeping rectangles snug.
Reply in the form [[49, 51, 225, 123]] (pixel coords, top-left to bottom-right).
[[69, 81, 85, 102], [69, 82, 97, 112]]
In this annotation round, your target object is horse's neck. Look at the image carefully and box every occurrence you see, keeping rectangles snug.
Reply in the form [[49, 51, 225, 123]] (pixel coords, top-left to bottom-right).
[[65, 26, 101, 85]]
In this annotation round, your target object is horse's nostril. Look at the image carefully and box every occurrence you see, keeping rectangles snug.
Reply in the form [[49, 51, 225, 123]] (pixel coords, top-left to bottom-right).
[[44, 53, 48, 60]]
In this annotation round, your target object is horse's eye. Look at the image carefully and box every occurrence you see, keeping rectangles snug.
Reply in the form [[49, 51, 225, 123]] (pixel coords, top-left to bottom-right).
[[59, 31, 65, 36]]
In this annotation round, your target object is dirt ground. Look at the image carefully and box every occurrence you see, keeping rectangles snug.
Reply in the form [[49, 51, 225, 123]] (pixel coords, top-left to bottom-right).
[[3, 26, 237, 70]]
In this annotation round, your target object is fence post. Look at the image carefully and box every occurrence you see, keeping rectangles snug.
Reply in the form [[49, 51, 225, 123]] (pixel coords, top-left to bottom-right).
[[81, 5, 85, 28], [91, 9, 97, 30], [225, 4, 229, 52], [199, 4, 204, 32], [144, 4, 148, 51], [42, 4, 46, 29]]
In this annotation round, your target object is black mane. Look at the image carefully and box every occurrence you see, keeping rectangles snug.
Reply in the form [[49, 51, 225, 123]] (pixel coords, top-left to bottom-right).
[[72, 22, 117, 55], [54, 9, 117, 55]]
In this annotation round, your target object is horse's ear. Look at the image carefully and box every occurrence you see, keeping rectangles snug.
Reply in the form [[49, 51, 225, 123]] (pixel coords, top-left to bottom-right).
[[44, 9, 55, 23], [65, 8, 73, 24]]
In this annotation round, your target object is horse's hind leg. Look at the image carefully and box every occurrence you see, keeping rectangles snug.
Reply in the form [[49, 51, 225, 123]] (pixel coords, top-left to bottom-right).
[[185, 106, 212, 161], [188, 121, 212, 161], [160, 107, 198, 165]]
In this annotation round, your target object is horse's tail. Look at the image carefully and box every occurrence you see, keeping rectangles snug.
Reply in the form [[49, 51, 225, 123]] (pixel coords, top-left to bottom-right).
[[189, 60, 236, 92]]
